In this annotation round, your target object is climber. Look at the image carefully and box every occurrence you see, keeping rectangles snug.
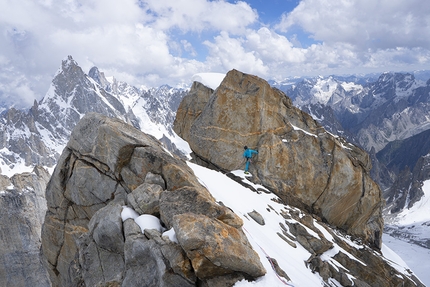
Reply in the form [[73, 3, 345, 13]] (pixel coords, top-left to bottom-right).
[[243, 146, 258, 174]]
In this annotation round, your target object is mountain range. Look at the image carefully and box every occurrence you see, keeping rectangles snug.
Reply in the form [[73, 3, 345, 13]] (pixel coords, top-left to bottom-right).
[[1, 57, 430, 229], [0, 56, 188, 177], [0, 56, 430, 285]]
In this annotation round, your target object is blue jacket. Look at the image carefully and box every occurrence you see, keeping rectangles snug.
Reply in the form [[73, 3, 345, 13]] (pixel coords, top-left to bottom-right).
[[243, 148, 258, 159]]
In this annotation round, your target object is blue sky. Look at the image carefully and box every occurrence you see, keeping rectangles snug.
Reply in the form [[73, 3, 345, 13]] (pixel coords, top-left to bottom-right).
[[1, 0, 430, 108]]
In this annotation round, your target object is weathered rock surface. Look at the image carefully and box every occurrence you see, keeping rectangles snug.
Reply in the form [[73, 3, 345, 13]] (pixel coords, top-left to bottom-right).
[[172, 213, 265, 279], [0, 166, 51, 287], [41, 112, 265, 286], [174, 69, 384, 249]]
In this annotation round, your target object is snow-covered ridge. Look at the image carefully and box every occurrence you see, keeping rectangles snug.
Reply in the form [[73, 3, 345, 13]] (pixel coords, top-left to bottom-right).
[[187, 163, 426, 286]]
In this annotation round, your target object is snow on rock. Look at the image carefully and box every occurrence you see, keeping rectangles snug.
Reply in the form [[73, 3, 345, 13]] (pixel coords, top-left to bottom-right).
[[162, 228, 178, 244], [121, 207, 166, 234], [134, 214, 164, 233], [191, 73, 226, 90], [121, 206, 139, 221], [310, 76, 339, 105]]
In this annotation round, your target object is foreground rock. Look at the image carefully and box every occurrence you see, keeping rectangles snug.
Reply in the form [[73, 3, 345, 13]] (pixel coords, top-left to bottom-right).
[[174, 69, 384, 249], [41, 113, 265, 286], [0, 167, 51, 287]]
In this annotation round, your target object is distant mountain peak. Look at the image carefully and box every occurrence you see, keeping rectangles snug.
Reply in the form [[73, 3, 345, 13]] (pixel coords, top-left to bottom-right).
[[0, 56, 190, 176], [61, 55, 79, 72]]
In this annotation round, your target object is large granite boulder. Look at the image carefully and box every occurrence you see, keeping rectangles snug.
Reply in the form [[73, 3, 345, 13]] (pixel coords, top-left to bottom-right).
[[173, 213, 265, 279], [174, 69, 384, 249], [41, 112, 265, 286]]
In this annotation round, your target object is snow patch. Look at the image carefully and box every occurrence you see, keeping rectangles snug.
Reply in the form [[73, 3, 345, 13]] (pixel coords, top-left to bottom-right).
[[192, 73, 225, 90], [291, 124, 317, 137], [121, 206, 139, 221], [134, 214, 164, 233], [340, 82, 362, 92], [162, 228, 178, 243]]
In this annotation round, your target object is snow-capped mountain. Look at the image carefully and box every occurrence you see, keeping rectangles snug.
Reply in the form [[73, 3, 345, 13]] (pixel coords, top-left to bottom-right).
[[1, 58, 430, 285], [281, 72, 430, 153], [0, 56, 188, 177], [279, 72, 430, 186]]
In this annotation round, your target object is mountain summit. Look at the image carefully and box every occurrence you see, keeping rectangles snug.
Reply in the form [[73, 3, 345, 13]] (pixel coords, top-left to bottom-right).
[[0, 56, 187, 176]]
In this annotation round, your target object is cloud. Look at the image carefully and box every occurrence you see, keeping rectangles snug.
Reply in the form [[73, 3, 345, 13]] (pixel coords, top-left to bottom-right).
[[0, 66, 39, 108], [0, 0, 430, 109], [0, 0, 259, 107], [246, 27, 305, 63], [204, 31, 268, 76], [142, 0, 258, 34], [276, 0, 430, 50]]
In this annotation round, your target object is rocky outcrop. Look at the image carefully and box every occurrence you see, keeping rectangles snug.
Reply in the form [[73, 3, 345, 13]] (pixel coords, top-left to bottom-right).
[[0, 166, 51, 287], [174, 69, 384, 249], [41, 113, 265, 287], [283, 209, 424, 287]]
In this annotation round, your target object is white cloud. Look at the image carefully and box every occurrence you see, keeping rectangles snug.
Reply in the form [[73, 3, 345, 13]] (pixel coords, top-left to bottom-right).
[[143, 0, 257, 34], [0, 68, 38, 108], [0, 0, 430, 108], [204, 31, 268, 76], [245, 27, 305, 63], [276, 0, 430, 50], [0, 0, 260, 107]]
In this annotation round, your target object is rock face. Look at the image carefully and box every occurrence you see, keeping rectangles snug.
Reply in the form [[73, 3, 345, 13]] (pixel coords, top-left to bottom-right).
[[0, 166, 51, 287], [174, 69, 384, 249], [41, 113, 265, 287]]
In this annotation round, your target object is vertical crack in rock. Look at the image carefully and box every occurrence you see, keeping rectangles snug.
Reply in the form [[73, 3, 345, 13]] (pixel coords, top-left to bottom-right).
[[312, 140, 336, 215]]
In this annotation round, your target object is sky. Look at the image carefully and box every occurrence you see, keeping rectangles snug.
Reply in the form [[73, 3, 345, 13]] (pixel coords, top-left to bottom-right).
[[1, 0, 430, 108]]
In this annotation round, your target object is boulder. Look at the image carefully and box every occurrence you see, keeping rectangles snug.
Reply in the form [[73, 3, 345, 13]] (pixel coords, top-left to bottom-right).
[[41, 112, 265, 286], [172, 213, 266, 279], [173, 81, 214, 142], [123, 236, 195, 287], [160, 186, 243, 229], [144, 171, 167, 189], [88, 203, 125, 254], [247, 210, 265, 225], [174, 69, 383, 249], [0, 175, 10, 191], [78, 234, 125, 287]]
